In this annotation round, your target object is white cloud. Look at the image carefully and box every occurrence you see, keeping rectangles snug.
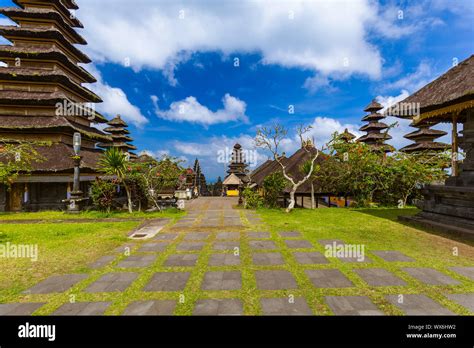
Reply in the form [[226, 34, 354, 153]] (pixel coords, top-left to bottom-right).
[[305, 117, 363, 148], [376, 90, 410, 111], [85, 65, 148, 127], [381, 61, 433, 93], [75, 0, 406, 85], [152, 94, 249, 126]]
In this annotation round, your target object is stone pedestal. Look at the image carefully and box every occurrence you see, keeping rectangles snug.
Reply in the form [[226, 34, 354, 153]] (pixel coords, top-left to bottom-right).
[[400, 114, 474, 239]]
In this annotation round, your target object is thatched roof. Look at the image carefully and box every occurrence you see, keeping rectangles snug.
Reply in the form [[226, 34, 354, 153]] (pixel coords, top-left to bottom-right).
[[0, 142, 103, 173], [364, 99, 383, 112], [0, 45, 96, 83], [13, 0, 79, 11], [107, 115, 128, 127], [0, 115, 111, 142], [11, 0, 83, 27], [0, 7, 86, 43], [0, 25, 91, 63], [394, 55, 474, 123], [223, 173, 242, 186], [0, 67, 102, 103], [251, 157, 288, 187], [339, 128, 356, 142], [400, 142, 449, 153], [282, 146, 327, 193]]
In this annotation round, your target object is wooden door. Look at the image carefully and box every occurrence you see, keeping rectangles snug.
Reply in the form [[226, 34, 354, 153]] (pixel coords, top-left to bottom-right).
[[8, 184, 22, 212]]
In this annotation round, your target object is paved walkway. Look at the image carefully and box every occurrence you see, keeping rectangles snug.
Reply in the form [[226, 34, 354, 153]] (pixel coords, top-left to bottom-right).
[[1, 197, 473, 316]]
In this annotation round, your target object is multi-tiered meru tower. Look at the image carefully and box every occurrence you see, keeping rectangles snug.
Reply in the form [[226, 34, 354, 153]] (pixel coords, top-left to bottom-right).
[[0, 0, 111, 211], [98, 115, 137, 160], [357, 99, 394, 153]]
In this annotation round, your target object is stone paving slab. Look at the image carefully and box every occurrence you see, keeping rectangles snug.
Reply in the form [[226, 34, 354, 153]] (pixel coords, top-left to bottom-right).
[[144, 272, 191, 292], [193, 299, 243, 315], [209, 253, 241, 266], [53, 302, 111, 315], [354, 268, 407, 287], [305, 269, 353, 288], [371, 250, 414, 262], [85, 272, 138, 293], [284, 240, 313, 249], [249, 240, 277, 250], [386, 294, 454, 315], [252, 252, 285, 265], [122, 300, 177, 315], [200, 219, 221, 227], [213, 241, 240, 251], [176, 242, 206, 251], [117, 255, 157, 268], [449, 266, 474, 280], [153, 233, 178, 241], [24, 274, 88, 294], [255, 270, 298, 290], [88, 255, 116, 269], [227, 218, 243, 225], [446, 294, 474, 312], [113, 243, 136, 254], [138, 243, 169, 253], [184, 232, 211, 241], [164, 254, 199, 267], [402, 267, 461, 285], [260, 297, 312, 315], [336, 254, 372, 263], [216, 232, 240, 240], [0, 303, 46, 315], [201, 271, 242, 290], [325, 296, 384, 316], [293, 252, 329, 264], [279, 231, 302, 238], [247, 231, 271, 239]]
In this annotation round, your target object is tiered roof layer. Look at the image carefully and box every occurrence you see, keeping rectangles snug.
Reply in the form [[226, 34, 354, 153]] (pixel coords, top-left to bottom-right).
[[357, 99, 394, 153]]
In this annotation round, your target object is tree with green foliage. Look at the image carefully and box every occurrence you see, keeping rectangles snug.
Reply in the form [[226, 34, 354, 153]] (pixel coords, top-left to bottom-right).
[[133, 155, 185, 210], [0, 139, 46, 187], [90, 177, 117, 213], [255, 124, 321, 212], [98, 147, 133, 213], [242, 187, 264, 209], [262, 171, 287, 208]]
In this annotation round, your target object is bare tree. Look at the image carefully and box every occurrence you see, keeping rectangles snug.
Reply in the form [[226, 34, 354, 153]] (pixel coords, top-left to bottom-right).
[[255, 124, 321, 212]]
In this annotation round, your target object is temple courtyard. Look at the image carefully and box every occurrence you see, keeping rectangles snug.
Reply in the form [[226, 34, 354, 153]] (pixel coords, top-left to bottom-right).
[[0, 197, 473, 316]]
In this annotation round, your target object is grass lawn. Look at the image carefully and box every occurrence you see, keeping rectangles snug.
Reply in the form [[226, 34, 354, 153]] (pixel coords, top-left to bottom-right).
[[0, 207, 472, 315], [0, 208, 185, 221]]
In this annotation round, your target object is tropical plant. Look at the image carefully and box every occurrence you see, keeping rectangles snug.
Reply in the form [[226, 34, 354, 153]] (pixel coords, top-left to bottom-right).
[[90, 178, 116, 213], [98, 147, 133, 213], [242, 187, 264, 209], [134, 155, 185, 210], [262, 171, 287, 208]]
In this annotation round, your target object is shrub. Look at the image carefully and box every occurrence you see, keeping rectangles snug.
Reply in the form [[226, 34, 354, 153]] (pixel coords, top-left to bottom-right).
[[90, 178, 116, 213], [263, 171, 287, 208], [242, 187, 263, 209]]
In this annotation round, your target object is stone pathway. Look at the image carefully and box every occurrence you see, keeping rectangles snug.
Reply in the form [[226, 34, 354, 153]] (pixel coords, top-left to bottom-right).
[[3, 197, 473, 316]]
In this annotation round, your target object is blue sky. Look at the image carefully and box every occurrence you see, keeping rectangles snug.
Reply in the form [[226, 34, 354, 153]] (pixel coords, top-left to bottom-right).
[[1, 0, 473, 180]]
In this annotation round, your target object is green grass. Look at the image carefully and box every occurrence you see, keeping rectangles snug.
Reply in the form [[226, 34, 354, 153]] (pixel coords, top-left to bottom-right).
[[0, 221, 140, 300], [0, 207, 472, 315], [0, 208, 185, 221]]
